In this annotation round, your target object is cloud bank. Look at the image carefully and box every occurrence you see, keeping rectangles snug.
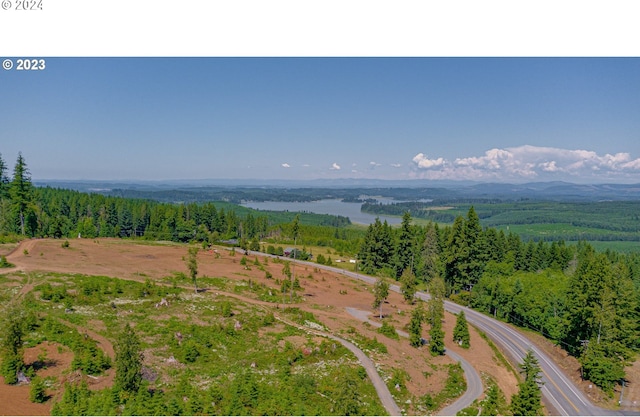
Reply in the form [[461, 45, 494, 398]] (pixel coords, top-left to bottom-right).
[[411, 145, 640, 182]]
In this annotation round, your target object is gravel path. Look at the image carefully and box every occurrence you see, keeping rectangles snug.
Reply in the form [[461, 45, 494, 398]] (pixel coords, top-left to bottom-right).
[[275, 314, 402, 416], [345, 307, 483, 415]]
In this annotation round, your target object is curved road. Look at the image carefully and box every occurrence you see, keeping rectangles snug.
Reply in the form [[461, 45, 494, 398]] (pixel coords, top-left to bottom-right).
[[274, 314, 402, 416], [252, 251, 638, 416], [345, 307, 483, 415]]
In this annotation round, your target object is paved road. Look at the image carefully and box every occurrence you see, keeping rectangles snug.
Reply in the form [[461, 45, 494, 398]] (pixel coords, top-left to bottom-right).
[[345, 307, 483, 416], [251, 252, 637, 416], [274, 314, 402, 416]]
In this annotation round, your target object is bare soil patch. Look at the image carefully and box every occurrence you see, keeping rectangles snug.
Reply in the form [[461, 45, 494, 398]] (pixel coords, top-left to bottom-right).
[[1, 238, 594, 414], [0, 341, 73, 416]]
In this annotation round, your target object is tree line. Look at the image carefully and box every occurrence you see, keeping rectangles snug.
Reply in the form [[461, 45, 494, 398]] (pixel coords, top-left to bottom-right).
[[357, 208, 640, 395], [3, 152, 639, 396], [0, 153, 355, 251]]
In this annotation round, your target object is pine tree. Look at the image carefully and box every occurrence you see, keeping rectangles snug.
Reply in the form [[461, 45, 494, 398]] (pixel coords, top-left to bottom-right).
[[0, 153, 9, 200], [186, 246, 199, 293], [394, 212, 415, 279], [114, 323, 143, 395], [400, 268, 417, 304], [427, 276, 446, 355], [453, 310, 471, 348], [409, 302, 425, 347], [290, 214, 300, 302], [333, 373, 361, 415], [429, 319, 445, 356], [10, 152, 33, 235], [0, 302, 25, 384], [510, 350, 543, 416], [417, 222, 440, 283], [444, 215, 468, 294], [373, 278, 390, 319], [481, 383, 508, 416], [29, 376, 48, 403]]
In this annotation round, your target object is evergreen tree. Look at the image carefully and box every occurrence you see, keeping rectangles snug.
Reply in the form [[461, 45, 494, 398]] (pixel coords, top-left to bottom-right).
[[409, 302, 425, 347], [400, 268, 417, 303], [510, 350, 543, 416], [0, 153, 9, 200], [186, 246, 199, 293], [427, 276, 445, 325], [443, 215, 468, 294], [358, 218, 394, 274], [0, 153, 9, 232], [480, 383, 508, 416], [0, 302, 25, 384], [394, 211, 415, 279], [417, 222, 441, 283], [453, 310, 471, 348], [10, 152, 34, 235], [580, 339, 625, 394], [427, 276, 446, 356], [372, 278, 390, 319], [290, 214, 300, 302], [29, 376, 48, 403], [464, 206, 487, 284], [428, 318, 445, 356], [333, 373, 361, 415], [565, 247, 636, 390], [114, 323, 143, 395]]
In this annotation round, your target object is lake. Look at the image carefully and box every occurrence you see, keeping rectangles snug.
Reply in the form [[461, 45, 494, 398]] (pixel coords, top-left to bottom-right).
[[241, 199, 403, 225]]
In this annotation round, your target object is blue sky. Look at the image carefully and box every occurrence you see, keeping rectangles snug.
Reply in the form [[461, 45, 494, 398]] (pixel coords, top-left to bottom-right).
[[1, 58, 640, 183]]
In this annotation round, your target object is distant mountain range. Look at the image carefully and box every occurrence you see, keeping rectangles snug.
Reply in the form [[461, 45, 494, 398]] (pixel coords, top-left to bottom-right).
[[32, 179, 640, 203]]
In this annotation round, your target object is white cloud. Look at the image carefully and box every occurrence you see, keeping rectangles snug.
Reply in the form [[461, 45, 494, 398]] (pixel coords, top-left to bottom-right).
[[391, 163, 402, 168], [412, 153, 445, 169], [330, 162, 341, 170], [411, 145, 640, 182], [281, 163, 290, 168]]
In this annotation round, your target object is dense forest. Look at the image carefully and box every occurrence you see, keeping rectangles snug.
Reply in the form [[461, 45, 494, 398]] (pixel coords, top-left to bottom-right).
[[357, 210, 640, 395], [2, 152, 640, 396], [0, 153, 354, 252], [362, 200, 640, 243]]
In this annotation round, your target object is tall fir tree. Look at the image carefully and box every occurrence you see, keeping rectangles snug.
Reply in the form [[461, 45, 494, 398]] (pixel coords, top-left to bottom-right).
[[10, 152, 33, 235], [443, 215, 468, 294], [114, 323, 143, 395], [394, 211, 415, 279], [453, 310, 471, 348], [186, 246, 199, 293], [0, 153, 10, 234], [400, 268, 417, 304], [417, 222, 441, 284], [373, 278, 390, 319], [409, 302, 425, 347], [510, 350, 543, 416], [0, 153, 9, 200], [427, 276, 446, 356], [0, 302, 26, 384]]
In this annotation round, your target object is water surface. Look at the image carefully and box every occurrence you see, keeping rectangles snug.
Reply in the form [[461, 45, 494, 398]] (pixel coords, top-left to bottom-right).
[[241, 199, 402, 225]]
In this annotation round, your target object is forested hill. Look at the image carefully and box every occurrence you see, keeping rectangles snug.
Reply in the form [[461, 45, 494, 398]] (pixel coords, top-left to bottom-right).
[[3, 153, 640, 397], [35, 179, 640, 203]]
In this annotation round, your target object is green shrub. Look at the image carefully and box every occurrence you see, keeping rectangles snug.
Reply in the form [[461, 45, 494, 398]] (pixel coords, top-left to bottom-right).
[[29, 377, 48, 403], [377, 320, 399, 340], [0, 255, 14, 268]]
